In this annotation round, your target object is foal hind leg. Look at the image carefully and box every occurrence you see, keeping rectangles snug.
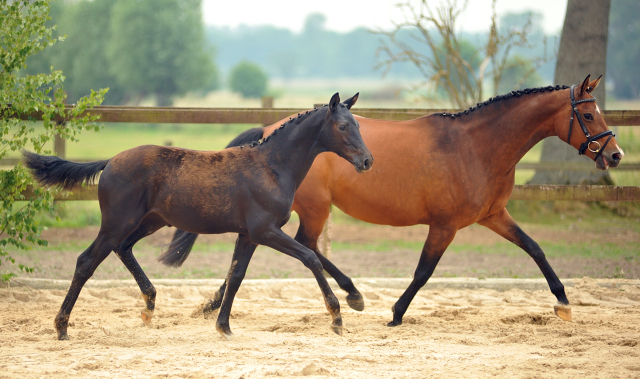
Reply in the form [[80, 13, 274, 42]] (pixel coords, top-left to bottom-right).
[[55, 230, 124, 340], [389, 225, 457, 327], [294, 203, 364, 311], [114, 215, 166, 325], [478, 208, 571, 321], [215, 234, 257, 340]]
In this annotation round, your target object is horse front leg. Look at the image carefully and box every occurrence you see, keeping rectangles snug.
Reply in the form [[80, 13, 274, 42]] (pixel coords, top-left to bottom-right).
[[215, 234, 257, 340], [254, 226, 344, 336], [478, 208, 571, 321], [389, 225, 457, 327]]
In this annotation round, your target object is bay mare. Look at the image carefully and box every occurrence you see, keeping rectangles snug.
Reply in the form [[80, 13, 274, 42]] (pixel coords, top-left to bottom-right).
[[165, 76, 624, 328], [24, 93, 373, 340]]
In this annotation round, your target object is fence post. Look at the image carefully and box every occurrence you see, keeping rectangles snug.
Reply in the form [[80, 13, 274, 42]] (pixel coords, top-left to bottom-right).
[[262, 96, 273, 127], [54, 121, 65, 158]]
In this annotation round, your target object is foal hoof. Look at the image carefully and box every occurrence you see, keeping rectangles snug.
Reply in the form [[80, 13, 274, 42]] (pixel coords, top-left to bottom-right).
[[386, 320, 402, 327], [140, 309, 154, 326], [331, 323, 343, 336], [57, 331, 69, 341], [346, 293, 365, 312], [554, 303, 572, 321]]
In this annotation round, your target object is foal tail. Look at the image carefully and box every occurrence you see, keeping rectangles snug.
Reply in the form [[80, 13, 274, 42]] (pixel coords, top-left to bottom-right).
[[158, 126, 267, 267], [22, 150, 110, 191]]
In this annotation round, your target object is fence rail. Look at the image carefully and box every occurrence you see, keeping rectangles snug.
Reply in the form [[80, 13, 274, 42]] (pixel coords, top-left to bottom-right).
[[10, 105, 640, 125], [16, 184, 640, 202], [5, 105, 640, 202]]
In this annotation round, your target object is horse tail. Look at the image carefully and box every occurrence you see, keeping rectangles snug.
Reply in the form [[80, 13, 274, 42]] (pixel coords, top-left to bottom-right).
[[22, 150, 110, 191], [225, 127, 266, 148], [157, 229, 199, 267]]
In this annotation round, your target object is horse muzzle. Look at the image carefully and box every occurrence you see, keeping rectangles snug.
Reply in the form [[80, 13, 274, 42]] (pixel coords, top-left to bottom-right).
[[595, 149, 624, 170], [354, 153, 374, 173]]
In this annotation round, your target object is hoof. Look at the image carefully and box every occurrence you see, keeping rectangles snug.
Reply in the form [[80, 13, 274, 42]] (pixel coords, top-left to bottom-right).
[[57, 331, 69, 341], [346, 293, 365, 312], [554, 303, 572, 321], [140, 309, 153, 326], [386, 320, 402, 327], [331, 323, 343, 336], [203, 299, 220, 315], [216, 323, 234, 341]]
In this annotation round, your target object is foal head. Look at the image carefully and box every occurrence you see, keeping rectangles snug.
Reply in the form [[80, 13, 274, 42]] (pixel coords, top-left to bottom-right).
[[320, 93, 373, 173], [554, 75, 624, 170]]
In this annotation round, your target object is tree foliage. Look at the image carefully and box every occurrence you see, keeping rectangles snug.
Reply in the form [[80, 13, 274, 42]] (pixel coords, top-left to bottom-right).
[[607, 0, 640, 99], [0, 0, 106, 281], [228, 61, 268, 99], [25, 0, 218, 106], [375, 0, 551, 108]]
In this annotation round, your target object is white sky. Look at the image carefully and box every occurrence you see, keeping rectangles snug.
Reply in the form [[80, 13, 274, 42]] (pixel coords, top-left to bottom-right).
[[202, 0, 568, 34]]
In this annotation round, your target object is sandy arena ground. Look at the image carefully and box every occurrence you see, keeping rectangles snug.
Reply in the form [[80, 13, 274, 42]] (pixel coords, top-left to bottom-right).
[[0, 277, 639, 378]]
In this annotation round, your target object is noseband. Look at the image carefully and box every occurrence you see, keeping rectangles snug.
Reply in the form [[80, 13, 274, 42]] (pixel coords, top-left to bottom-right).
[[567, 84, 614, 162]]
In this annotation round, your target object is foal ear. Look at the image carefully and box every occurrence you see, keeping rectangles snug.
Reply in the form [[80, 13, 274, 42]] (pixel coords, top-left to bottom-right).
[[343, 92, 359, 110], [579, 75, 591, 96], [329, 92, 340, 111], [587, 75, 602, 93]]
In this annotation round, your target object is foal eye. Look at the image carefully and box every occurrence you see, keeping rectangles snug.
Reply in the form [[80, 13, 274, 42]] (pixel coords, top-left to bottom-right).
[[338, 124, 347, 131], [584, 113, 593, 121]]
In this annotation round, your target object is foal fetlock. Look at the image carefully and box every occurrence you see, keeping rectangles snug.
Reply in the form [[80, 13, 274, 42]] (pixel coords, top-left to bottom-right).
[[140, 292, 155, 326]]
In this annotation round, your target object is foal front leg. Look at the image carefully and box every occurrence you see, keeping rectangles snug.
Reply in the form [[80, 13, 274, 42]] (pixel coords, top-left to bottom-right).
[[478, 208, 571, 321], [253, 226, 343, 336]]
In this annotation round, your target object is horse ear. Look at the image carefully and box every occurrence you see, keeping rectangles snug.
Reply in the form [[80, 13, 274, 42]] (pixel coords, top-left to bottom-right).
[[343, 92, 359, 110], [579, 75, 591, 96], [329, 92, 340, 111], [587, 75, 602, 93]]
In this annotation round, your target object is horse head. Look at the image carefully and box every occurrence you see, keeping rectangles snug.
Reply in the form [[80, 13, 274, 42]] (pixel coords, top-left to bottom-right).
[[556, 75, 624, 170], [321, 92, 373, 173]]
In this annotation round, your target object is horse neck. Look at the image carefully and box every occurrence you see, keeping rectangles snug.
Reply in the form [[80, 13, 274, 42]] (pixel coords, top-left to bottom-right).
[[261, 108, 327, 187], [464, 90, 568, 171]]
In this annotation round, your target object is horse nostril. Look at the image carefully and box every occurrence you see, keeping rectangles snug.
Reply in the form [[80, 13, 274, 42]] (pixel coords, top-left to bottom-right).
[[363, 159, 371, 170], [612, 153, 622, 162]]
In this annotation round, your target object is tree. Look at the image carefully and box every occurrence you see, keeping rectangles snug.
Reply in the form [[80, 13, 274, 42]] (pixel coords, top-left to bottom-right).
[[529, 0, 612, 185], [228, 61, 268, 99], [376, 0, 549, 108], [106, 0, 217, 105], [1, 0, 106, 281], [607, 0, 640, 100]]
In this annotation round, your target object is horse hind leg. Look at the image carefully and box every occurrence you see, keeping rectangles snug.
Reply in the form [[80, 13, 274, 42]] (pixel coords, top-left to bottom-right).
[[114, 215, 166, 326], [478, 208, 571, 321]]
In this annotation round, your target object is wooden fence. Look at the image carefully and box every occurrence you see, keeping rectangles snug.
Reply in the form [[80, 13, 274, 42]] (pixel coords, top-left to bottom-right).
[[4, 103, 640, 202]]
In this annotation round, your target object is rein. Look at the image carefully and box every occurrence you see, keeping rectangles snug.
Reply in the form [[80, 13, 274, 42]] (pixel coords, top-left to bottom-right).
[[567, 84, 614, 161]]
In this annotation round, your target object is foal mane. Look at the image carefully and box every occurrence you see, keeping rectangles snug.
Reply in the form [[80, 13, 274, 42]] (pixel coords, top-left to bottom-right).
[[240, 107, 322, 149], [438, 85, 571, 119]]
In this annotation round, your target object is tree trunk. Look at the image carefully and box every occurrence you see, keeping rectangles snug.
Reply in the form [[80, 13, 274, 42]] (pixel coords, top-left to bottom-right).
[[529, 0, 612, 185]]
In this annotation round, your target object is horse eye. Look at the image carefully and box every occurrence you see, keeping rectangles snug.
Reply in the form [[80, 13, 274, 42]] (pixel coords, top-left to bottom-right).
[[584, 113, 593, 121], [338, 124, 347, 131]]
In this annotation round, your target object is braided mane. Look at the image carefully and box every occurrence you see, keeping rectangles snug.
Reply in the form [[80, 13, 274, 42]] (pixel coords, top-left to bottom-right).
[[241, 107, 322, 148], [438, 85, 571, 118]]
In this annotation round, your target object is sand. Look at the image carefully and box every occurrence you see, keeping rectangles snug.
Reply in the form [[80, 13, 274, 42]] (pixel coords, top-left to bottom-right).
[[0, 277, 639, 378]]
